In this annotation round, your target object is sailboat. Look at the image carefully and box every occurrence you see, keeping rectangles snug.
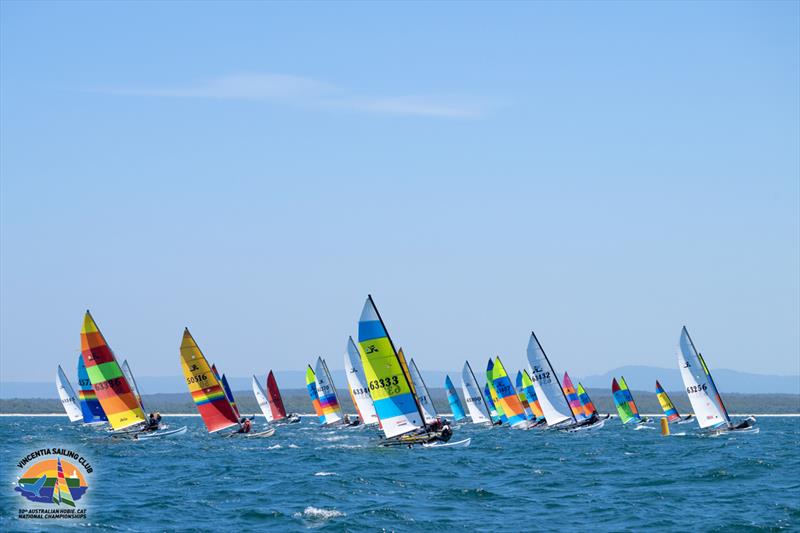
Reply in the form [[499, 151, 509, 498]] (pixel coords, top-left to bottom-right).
[[56, 365, 83, 423], [356, 295, 460, 446], [525, 331, 604, 431], [460, 361, 493, 425], [305, 366, 325, 423], [77, 354, 107, 424], [407, 356, 439, 424], [483, 382, 505, 424], [488, 357, 532, 429], [611, 376, 650, 426], [678, 326, 757, 434], [82, 311, 185, 439], [444, 375, 466, 422], [267, 371, 300, 423], [344, 337, 379, 426], [485, 366, 508, 425], [179, 328, 270, 438], [516, 369, 546, 426], [655, 380, 694, 424], [576, 383, 607, 422], [314, 357, 347, 425]]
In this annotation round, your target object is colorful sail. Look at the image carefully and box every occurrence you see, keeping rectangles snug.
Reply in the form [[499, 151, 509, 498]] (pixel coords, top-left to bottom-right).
[[678, 326, 730, 428], [344, 337, 379, 425], [655, 380, 681, 423], [445, 375, 466, 421], [120, 360, 144, 410], [220, 374, 240, 419], [52, 458, 74, 507], [56, 365, 83, 422], [80, 311, 146, 431], [526, 332, 573, 426], [252, 375, 273, 421], [513, 371, 535, 421], [518, 370, 545, 422], [619, 377, 641, 419], [483, 382, 503, 423], [76, 354, 106, 424], [357, 295, 424, 439], [460, 361, 492, 424], [611, 377, 639, 424], [314, 357, 343, 425], [408, 358, 438, 424], [485, 360, 509, 424], [562, 372, 588, 421], [266, 371, 288, 421], [179, 328, 240, 433], [305, 366, 325, 424], [576, 383, 597, 418], [489, 357, 530, 429]]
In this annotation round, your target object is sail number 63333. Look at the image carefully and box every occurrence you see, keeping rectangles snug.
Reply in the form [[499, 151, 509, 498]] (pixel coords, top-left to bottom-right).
[[369, 376, 401, 394]]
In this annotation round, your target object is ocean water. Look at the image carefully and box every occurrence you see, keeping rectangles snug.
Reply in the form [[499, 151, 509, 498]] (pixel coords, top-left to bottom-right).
[[1, 415, 798, 532]]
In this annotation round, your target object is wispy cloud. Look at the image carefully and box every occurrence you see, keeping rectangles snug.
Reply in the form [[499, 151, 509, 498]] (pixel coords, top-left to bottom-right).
[[100, 73, 493, 118]]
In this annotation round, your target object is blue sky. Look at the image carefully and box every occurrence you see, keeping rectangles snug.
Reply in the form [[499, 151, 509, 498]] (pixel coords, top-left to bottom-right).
[[1, 1, 798, 382]]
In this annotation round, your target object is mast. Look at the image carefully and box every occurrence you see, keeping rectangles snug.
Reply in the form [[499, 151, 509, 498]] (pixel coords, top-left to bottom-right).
[[367, 295, 429, 433], [531, 330, 576, 424]]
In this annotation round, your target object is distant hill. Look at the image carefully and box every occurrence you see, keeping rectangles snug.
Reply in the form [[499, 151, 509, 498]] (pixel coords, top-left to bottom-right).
[[2, 366, 797, 399]]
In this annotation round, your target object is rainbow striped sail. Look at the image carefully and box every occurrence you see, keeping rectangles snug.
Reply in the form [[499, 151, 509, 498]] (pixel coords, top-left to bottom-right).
[[483, 382, 503, 424], [305, 366, 325, 424], [612, 377, 641, 424], [52, 458, 74, 507], [517, 370, 545, 422], [513, 371, 535, 421], [445, 375, 466, 422], [80, 311, 146, 431], [56, 365, 83, 423], [357, 295, 424, 439], [314, 357, 343, 425], [77, 354, 107, 424], [655, 380, 681, 422], [460, 361, 492, 424], [180, 328, 240, 433], [562, 372, 588, 421], [489, 357, 530, 429], [576, 383, 597, 418], [266, 371, 288, 421]]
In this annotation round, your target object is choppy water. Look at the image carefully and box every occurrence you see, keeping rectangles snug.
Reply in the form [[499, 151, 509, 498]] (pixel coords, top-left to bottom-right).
[[1, 415, 798, 532]]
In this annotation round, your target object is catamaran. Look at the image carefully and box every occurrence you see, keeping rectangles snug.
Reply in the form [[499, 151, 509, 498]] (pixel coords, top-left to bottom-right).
[[611, 376, 649, 426], [484, 382, 505, 424], [56, 365, 83, 423], [344, 337, 379, 426], [525, 331, 604, 431], [356, 295, 460, 446], [460, 361, 493, 425], [678, 326, 757, 434], [253, 371, 300, 424], [655, 380, 694, 424], [81, 311, 185, 439], [407, 356, 439, 425], [77, 354, 107, 425], [488, 357, 532, 429], [444, 375, 466, 422], [516, 369, 546, 426], [179, 328, 271, 438], [563, 373, 608, 427]]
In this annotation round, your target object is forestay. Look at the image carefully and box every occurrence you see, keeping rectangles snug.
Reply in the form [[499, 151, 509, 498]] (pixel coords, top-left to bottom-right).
[[460, 361, 491, 424], [678, 326, 730, 429], [525, 332, 573, 426], [56, 365, 83, 422], [344, 337, 379, 425]]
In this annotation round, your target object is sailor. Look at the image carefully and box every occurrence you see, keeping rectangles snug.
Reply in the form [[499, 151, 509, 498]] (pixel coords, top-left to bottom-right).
[[343, 414, 351, 425], [237, 417, 251, 433]]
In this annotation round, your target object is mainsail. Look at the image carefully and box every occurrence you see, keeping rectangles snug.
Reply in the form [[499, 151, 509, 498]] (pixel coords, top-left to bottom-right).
[[576, 383, 597, 418], [344, 337, 378, 425], [655, 380, 681, 423], [678, 326, 730, 428], [612, 377, 641, 424], [266, 371, 288, 421], [408, 358, 438, 424], [489, 357, 530, 429], [562, 372, 588, 422], [445, 375, 466, 422], [513, 371, 535, 421], [77, 355, 107, 424], [484, 382, 503, 423], [217, 371, 240, 420], [80, 311, 146, 431], [356, 295, 424, 439], [314, 357, 343, 425], [179, 328, 240, 433], [305, 366, 325, 423], [252, 375, 274, 421], [525, 332, 573, 426], [56, 365, 83, 422], [460, 361, 492, 424], [518, 370, 545, 422], [53, 458, 74, 507]]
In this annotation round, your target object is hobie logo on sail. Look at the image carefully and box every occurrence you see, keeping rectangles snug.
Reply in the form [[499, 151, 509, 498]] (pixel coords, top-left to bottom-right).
[[14, 448, 93, 520]]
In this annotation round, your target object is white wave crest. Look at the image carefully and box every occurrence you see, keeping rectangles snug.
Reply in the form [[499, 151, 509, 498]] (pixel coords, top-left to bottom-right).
[[294, 506, 345, 520], [314, 471, 337, 476]]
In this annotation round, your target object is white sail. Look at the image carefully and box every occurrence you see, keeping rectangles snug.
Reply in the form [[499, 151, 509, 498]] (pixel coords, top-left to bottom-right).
[[314, 357, 343, 425], [56, 365, 83, 422], [120, 359, 144, 410], [460, 361, 491, 424], [252, 375, 274, 422], [407, 358, 437, 424], [344, 337, 379, 425], [526, 332, 573, 426], [678, 327, 729, 429]]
